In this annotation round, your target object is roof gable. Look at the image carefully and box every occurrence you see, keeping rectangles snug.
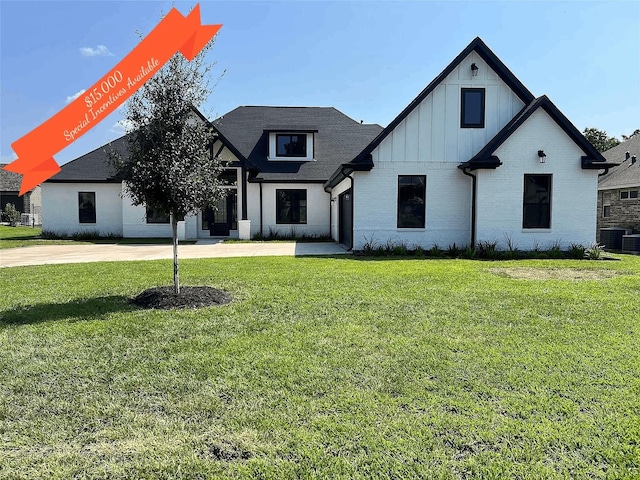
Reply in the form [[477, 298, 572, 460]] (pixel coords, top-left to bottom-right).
[[213, 106, 382, 182], [459, 95, 611, 171], [599, 134, 640, 189], [350, 37, 535, 164]]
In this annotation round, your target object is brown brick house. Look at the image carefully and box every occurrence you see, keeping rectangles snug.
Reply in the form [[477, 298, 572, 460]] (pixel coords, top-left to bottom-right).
[[596, 135, 640, 245]]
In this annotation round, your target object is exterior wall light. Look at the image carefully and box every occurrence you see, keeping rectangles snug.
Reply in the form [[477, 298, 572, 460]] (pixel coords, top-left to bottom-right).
[[538, 150, 546, 163], [471, 63, 478, 77]]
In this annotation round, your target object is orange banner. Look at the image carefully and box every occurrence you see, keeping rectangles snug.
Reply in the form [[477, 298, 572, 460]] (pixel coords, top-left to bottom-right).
[[4, 4, 222, 195]]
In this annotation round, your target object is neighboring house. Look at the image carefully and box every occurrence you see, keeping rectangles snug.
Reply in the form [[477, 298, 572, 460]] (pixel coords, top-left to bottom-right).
[[596, 134, 640, 242], [0, 165, 42, 225], [41, 107, 382, 239], [42, 37, 612, 249], [325, 37, 613, 250]]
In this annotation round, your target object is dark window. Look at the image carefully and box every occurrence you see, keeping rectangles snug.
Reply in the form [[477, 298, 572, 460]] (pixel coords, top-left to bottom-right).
[[621, 190, 638, 200], [276, 189, 307, 224], [461, 88, 485, 128], [219, 169, 237, 186], [276, 134, 307, 157], [523, 175, 551, 229], [146, 205, 169, 224], [78, 192, 96, 223], [603, 192, 611, 218], [397, 175, 426, 228]]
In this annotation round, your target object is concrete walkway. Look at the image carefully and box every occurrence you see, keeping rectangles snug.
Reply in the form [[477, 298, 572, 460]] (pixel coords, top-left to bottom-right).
[[0, 241, 349, 268]]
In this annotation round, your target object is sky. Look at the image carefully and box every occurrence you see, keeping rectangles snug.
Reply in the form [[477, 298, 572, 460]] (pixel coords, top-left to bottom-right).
[[1, 0, 639, 167]]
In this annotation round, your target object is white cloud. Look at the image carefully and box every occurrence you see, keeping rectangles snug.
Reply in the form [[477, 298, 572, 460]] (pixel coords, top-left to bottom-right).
[[110, 119, 135, 135], [65, 89, 86, 104], [79, 45, 114, 57]]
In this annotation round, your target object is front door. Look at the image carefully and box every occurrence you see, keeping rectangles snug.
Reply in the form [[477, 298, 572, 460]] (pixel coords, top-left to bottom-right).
[[339, 189, 353, 249], [203, 190, 237, 237]]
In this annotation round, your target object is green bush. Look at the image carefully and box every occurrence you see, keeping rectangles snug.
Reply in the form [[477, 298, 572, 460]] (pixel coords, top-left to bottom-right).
[[2, 203, 21, 226]]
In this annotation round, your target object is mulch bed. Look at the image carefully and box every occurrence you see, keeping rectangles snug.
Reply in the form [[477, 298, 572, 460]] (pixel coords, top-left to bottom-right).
[[132, 286, 232, 310]]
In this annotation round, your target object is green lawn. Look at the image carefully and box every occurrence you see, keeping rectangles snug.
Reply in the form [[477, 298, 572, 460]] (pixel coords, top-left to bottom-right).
[[1, 256, 639, 479], [0, 226, 194, 249]]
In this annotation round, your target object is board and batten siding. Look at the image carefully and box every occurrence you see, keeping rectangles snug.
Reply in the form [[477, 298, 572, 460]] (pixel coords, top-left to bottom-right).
[[371, 52, 525, 165], [41, 182, 123, 236], [352, 52, 524, 249], [475, 108, 598, 250]]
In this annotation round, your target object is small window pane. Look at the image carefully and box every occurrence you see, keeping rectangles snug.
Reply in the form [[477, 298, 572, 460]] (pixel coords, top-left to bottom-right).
[[630, 190, 638, 199], [461, 88, 485, 128], [78, 192, 96, 223], [146, 205, 169, 224], [276, 189, 307, 224], [523, 175, 551, 229], [219, 169, 237, 186], [621, 191, 629, 200], [276, 134, 306, 157], [603, 205, 611, 217], [397, 175, 426, 228]]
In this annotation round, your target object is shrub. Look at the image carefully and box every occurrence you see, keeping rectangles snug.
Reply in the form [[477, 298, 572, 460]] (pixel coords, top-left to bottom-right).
[[428, 244, 444, 258], [547, 241, 564, 259], [446, 243, 461, 258], [584, 242, 605, 260], [3, 203, 21, 226], [413, 245, 425, 258], [462, 246, 477, 259], [569, 243, 586, 259], [477, 240, 499, 259]]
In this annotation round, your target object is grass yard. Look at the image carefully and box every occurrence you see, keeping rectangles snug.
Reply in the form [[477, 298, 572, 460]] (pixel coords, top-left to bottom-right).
[[0, 226, 194, 249], [1, 255, 639, 479]]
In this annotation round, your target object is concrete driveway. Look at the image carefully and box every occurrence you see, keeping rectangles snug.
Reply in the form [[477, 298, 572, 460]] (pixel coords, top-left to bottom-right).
[[0, 241, 349, 268]]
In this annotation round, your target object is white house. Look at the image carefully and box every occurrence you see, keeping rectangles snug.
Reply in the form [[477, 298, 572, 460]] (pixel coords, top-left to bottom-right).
[[325, 37, 614, 250], [41, 107, 382, 240], [43, 37, 612, 250]]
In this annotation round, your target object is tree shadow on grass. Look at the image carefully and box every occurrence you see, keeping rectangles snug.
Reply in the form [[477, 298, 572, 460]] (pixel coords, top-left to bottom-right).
[[0, 295, 139, 326]]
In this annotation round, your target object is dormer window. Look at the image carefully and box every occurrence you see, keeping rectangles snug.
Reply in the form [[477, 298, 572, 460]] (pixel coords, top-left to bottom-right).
[[268, 130, 316, 161], [276, 134, 307, 157]]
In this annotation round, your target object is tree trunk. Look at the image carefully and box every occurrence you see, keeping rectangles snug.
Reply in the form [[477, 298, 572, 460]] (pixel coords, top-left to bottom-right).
[[171, 213, 180, 295]]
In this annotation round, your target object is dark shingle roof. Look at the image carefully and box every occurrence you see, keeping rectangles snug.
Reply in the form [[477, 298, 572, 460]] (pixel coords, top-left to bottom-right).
[[48, 107, 382, 183], [599, 135, 640, 189], [47, 136, 129, 182], [213, 106, 382, 182], [0, 164, 23, 191]]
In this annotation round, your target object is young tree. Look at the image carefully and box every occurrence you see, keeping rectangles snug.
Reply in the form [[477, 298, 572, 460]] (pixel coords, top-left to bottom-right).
[[109, 40, 226, 294], [583, 127, 620, 152]]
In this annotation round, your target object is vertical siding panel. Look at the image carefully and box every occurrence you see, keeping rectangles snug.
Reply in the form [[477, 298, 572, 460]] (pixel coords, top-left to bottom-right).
[[392, 120, 407, 161], [378, 135, 392, 162], [405, 109, 419, 160], [432, 84, 446, 161], [445, 84, 459, 160], [418, 96, 433, 161]]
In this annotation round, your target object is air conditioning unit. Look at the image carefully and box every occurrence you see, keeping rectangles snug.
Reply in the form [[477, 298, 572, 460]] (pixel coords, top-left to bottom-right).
[[622, 234, 640, 252], [599, 227, 632, 250], [20, 213, 34, 226]]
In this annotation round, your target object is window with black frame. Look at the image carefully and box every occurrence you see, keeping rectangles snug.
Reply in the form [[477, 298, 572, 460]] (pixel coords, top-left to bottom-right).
[[397, 175, 426, 228], [276, 134, 307, 157], [461, 88, 485, 128], [522, 174, 551, 229], [276, 189, 307, 224], [78, 192, 96, 223], [145, 205, 170, 224]]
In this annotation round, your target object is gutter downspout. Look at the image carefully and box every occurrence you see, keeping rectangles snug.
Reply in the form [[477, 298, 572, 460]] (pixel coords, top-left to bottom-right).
[[259, 182, 263, 237], [241, 166, 248, 220], [461, 167, 477, 248], [344, 168, 355, 251]]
